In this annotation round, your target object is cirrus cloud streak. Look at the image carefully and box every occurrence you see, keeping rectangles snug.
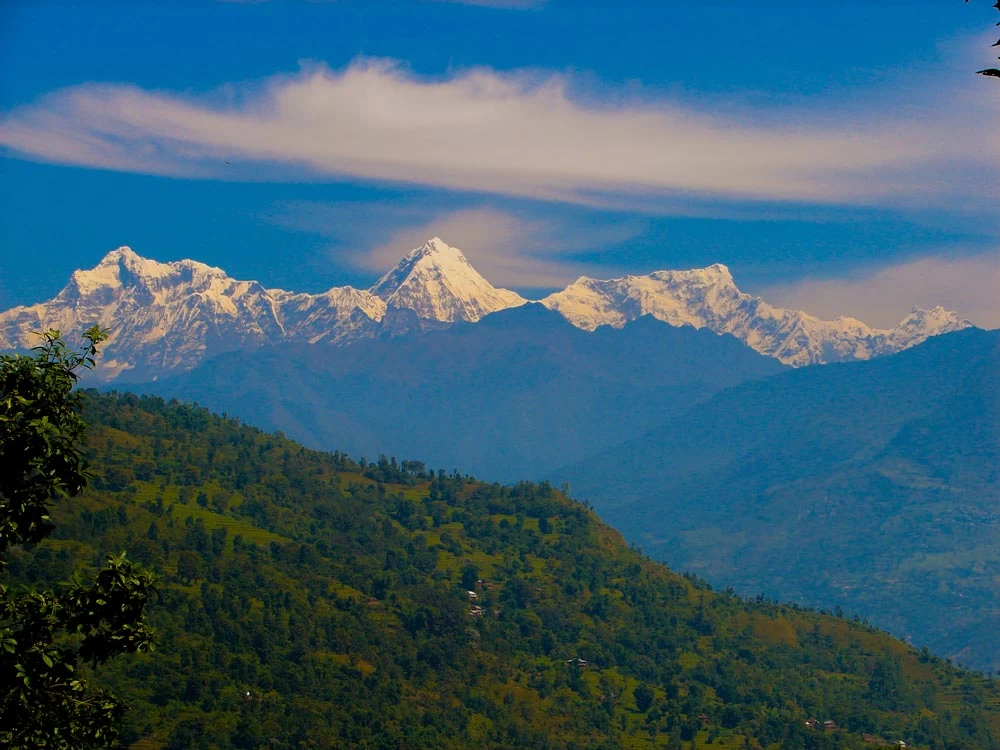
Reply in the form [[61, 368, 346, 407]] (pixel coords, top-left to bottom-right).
[[263, 200, 641, 289], [0, 56, 996, 209]]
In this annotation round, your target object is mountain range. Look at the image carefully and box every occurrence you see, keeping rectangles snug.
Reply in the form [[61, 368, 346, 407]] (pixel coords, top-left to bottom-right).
[[132, 315, 1000, 670], [136, 305, 786, 480], [557, 327, 1000, 672], [3, 238, 995, 673], [0, 238, 972, 380]]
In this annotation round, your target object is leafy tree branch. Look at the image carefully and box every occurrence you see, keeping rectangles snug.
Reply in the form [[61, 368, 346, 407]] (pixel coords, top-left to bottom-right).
[[1, 326, 156, 749]]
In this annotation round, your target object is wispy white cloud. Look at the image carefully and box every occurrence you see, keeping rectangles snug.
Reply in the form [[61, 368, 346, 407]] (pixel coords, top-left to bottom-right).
[[0, 50, 996, 210], [354, 207, 639, 288], [265, 201, 641, 288], [758, 251, 1000, 329]]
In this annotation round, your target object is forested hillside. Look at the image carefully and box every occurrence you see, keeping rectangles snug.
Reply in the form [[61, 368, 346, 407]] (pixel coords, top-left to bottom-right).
[[559, 327, 1000, 672], [8, 392, 1000, 749]]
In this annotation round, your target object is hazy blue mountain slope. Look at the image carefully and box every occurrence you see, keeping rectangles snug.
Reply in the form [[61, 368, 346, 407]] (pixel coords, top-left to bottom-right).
[[134, 304, 785, 481], [557, 328, 1000, 671]]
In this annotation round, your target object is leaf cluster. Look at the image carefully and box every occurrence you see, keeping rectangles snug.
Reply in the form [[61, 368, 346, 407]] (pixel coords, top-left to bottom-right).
[[0, 326, 107, 555], [1, 328, 156, 749]]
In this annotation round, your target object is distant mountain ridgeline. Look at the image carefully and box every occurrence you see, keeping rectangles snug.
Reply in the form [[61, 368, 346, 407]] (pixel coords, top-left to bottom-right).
[[135, 304, 785, 480], [7, 392, 1000, 749], [2, 237, 995, 712], [0, 239, 971, 383], [558, 327, 1000, 673], [80, 302, 1000, 675]]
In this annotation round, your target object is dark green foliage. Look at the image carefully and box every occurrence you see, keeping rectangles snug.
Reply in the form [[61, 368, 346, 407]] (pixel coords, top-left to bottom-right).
[[1, 553, 156, 748], [0, 327, 105, 553], [11, 391, 1000, 749], [634, 681, 655, 713], [968, 0, 1000, 78], [1, 329, 156, 749]]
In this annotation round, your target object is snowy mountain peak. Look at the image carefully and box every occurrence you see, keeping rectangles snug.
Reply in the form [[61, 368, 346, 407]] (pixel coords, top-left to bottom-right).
[[95, 245, 209, 277], [71, 247, 161, 293], [894, 306, 971, 338], [704, 262, 734, 282], [67, 247, 230, 300], [883, 306, 972, 350], [542, 263, 744, 335], [422, 236, 459, 256], [372, 238, 472, 289], [369, 238, 526, 323], [647, 263, 735, 288], [900, 305, 963, 325], [541, 264, 972, 366], [0, 242, 974, 381], [570, 262, 734, 291], [98, 245, 139, 264], [0, 246, 389, 382]]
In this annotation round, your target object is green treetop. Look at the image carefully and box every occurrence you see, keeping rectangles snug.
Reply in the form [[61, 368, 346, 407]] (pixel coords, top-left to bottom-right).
[[1, 327, 156, 749]]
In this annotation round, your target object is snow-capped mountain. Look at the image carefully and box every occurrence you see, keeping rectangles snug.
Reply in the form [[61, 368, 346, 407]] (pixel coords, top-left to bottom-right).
[[875, 306, 972, 354], [540, 265, 972, 366], [0, 240, 973, 380], [0, 239, 525, 381], [0, 247, 386, 381], [370, 238, 526, 322], [272, 287, 386, 346], [0, 248, 280, 380]]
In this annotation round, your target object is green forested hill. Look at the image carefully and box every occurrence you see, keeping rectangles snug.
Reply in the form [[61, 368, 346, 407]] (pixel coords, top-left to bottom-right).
[[7, 392, 1000, 749]]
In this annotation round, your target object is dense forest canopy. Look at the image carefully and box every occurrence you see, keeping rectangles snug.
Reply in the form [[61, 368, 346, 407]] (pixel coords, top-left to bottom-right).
[[5, 391, 999, 749]]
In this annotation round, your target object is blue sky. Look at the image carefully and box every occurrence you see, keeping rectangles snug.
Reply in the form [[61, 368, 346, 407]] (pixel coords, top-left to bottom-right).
[[1, 0, 998, 327]]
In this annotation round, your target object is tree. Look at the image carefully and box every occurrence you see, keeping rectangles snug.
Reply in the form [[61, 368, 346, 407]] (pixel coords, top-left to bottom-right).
[[968, 0, 1000, 78], [634, 682, 655, 713], [176, 550, 204, 583], [461, 563, 479, 590], [1, 327, 156, 749]]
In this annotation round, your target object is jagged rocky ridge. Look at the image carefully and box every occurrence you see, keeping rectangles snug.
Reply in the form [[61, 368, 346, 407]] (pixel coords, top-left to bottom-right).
[[542, 265, 970, 366], [0, 239, 521, 382], [0, 238, 971, 380]]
